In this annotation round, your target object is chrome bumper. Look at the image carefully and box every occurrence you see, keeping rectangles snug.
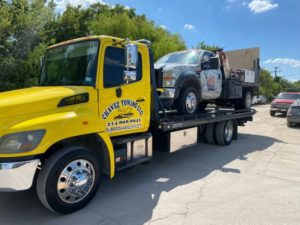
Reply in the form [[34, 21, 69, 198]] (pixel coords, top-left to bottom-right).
[[0, 159, 40, 192]]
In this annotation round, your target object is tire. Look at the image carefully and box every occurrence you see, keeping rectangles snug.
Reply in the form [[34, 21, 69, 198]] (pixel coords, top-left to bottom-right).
[[287, 121, 292, 127], [37, 146, 101, 214], [178, 87, 199, 114], [236, 91, 252, 110], [205, 123, 216, 144], [270, 111, 275, 117], [215, 120, 234, 146]]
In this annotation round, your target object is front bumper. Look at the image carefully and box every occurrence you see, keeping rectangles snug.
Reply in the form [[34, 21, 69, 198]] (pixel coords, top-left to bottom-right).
[[0, 159, 40, 192], [270, 107, 288, 113], [158, 88, 176, 108]]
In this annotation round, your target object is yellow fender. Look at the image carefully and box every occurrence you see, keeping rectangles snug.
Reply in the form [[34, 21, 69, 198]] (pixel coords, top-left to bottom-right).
[[97, 132, 115, 178]]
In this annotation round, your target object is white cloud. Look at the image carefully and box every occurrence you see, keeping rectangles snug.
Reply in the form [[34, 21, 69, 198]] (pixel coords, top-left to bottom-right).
[[183, 24, 195, 30], [264, 58, 300, 68], [248, 0, 278, 14], [54, 0, 107, 12], [160, 25, 167, 30]]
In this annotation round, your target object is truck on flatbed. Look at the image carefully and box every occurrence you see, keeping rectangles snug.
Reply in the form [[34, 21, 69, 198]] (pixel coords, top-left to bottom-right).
[[0, 36, 255, 214], [155, 47, 260, 114]]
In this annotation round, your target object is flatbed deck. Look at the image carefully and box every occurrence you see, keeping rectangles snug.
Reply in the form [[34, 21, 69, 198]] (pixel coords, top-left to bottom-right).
[[158, 108, 256, 132]]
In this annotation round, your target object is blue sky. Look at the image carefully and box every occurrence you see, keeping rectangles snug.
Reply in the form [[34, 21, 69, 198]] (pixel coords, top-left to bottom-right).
[[55, 0, 300, 81]]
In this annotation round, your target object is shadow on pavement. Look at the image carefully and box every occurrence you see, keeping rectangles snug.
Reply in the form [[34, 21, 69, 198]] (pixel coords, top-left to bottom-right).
[[0, 133, 284, 225]]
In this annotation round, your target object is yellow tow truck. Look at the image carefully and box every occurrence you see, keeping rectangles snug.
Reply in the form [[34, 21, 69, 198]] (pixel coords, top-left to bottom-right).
[[0, 36, 255, 213]]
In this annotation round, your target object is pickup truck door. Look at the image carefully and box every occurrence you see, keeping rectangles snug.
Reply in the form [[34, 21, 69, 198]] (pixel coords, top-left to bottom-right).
[[98, 41, 151, 136], [200, 52, 222, 100]]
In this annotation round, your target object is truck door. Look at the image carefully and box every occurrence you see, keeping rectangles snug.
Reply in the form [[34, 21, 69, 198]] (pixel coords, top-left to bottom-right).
[[98, 41, 151, 136], [200, 51, 222, 100]]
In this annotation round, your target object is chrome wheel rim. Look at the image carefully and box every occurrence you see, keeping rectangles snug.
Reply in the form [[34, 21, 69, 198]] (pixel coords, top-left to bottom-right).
[[224, 121, 233, 143], [57, 159, 95, 204], [186, 92, 197, 113]]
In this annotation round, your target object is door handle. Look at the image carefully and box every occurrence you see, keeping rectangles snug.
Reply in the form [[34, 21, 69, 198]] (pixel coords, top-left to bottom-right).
[[136, 98, 145, 103]]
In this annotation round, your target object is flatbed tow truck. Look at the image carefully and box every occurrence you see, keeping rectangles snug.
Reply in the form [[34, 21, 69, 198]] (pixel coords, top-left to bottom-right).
[[0, 36, 256, 214]]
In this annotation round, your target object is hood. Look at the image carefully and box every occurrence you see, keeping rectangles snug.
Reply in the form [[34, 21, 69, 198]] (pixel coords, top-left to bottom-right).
[[154, 63, 198, 75], [0, 86, 95, 120], [272, 98, 295, 104]]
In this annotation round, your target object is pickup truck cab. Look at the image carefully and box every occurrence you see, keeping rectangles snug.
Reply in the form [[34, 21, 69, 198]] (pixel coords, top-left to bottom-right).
[[155, 48, 260, 114], [155, 50, 222, 114]]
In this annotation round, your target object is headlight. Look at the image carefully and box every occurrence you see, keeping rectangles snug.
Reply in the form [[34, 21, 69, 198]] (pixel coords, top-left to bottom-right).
[[163, 71, 178, 87], [0, 130, 45, 154]]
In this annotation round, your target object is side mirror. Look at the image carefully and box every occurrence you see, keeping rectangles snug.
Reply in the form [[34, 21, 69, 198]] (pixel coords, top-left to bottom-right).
[[125, 43, 138, 69], [124, 70, 137, 84]]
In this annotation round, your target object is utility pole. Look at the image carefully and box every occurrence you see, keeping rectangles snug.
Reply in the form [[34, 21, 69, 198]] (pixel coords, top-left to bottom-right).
[[271, 67, 281, 78]]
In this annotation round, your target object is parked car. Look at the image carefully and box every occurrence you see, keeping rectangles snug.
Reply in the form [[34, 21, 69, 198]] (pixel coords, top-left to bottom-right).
[[252, 95, 267, 105], [257, 95, 267, 104], [287, 99, 300, 127], [252, 95, 258, 105], [270, 92, 300, 116]]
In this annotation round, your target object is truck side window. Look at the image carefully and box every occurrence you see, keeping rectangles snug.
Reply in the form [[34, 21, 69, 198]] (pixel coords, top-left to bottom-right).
[[103, 46, 142, 88], [202, 52, 214, 61]]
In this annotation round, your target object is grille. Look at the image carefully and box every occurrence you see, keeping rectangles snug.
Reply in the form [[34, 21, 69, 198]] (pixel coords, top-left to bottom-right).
[[273, 103, 291, 109]]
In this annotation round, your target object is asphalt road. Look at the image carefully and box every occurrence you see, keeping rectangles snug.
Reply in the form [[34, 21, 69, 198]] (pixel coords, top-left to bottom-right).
[[0, 104, 299, 225]]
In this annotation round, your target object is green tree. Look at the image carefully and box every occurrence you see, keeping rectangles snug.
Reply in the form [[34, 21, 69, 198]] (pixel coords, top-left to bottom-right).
[[196, 41, 222, 51], [0, 0, 54, 92]]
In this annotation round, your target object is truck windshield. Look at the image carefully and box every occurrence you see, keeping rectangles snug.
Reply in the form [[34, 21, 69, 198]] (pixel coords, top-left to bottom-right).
[[40, 40, 99, 86], [156, 51, 200, 65], [277, 93, 300, 100]]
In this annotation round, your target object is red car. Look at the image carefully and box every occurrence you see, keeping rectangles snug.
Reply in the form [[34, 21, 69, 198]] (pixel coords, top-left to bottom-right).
[[270, 92, 300, 116]]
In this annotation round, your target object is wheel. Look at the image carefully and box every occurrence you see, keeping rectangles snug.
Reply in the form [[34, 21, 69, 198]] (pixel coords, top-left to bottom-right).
[[205, 123, 216, 144], [270, 111, 275, 117], [236, 91, 252, 110], [215, 120, 234, 146], [178, 87, 199, 114], [37, 146, 101, 214], [287, 121, 292, 127]]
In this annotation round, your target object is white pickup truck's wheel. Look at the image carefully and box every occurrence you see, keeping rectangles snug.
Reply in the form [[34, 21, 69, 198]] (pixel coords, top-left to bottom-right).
[[241, 91, 252, 110], [37, 147, 101, 214], [178, 87, 199, 114], [216, 120, 234, 146]]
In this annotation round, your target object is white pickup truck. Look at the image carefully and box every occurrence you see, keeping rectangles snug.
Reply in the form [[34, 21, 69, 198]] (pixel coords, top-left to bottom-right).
[[155, 47, 260, 114]]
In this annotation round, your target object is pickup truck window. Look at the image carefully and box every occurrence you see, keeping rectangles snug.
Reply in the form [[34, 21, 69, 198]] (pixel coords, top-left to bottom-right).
[[103, 46, 142, 88], [155, 51, 201, 65], [202, 52, 215, 61], [40, 40, 99, 86]]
